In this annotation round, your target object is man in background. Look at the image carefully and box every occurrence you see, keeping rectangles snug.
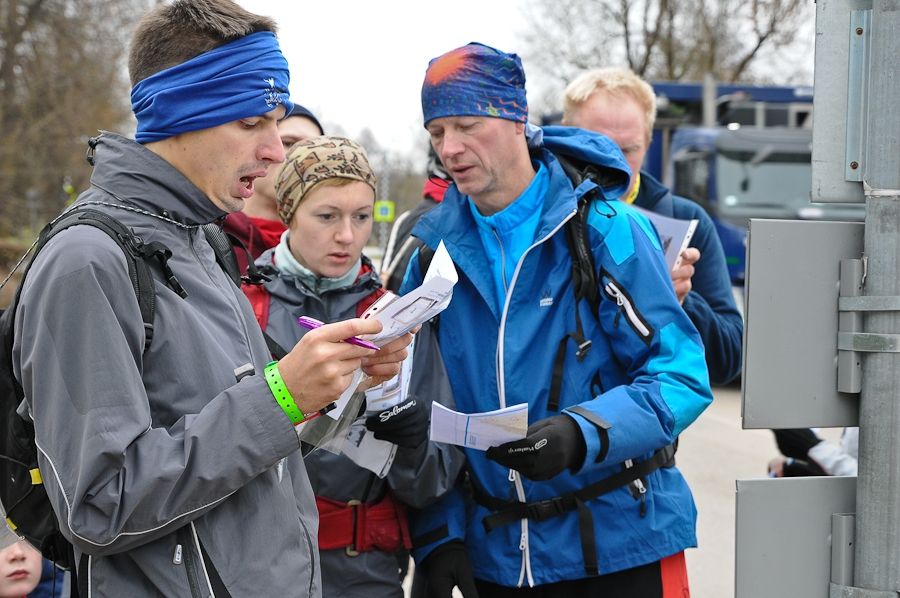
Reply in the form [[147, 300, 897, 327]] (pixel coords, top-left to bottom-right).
[[563, 67, 743, 385]]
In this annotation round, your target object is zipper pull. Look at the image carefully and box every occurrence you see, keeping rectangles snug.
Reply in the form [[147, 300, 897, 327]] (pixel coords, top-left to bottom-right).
[[173, 543, 183, 565], [508, 468, 516, 482], [519, 530, 527, 551]]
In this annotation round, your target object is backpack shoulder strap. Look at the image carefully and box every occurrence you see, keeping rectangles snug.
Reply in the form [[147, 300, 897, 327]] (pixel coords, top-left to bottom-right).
[[416, 241, 435, 280], [548, 153, 606, 411], [22, 209, 157, 351], [202, 223, 242, 286]]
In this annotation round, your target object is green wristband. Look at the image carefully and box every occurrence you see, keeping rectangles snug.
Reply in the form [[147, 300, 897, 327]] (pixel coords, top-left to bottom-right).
[[264, 361, 305, 425]]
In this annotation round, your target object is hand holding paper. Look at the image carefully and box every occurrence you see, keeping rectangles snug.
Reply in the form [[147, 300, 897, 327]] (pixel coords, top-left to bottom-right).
[[430, 402, 528, 451]]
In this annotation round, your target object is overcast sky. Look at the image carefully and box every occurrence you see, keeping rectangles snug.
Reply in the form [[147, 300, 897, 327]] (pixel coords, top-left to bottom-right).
[[240, 0, 530, 158]]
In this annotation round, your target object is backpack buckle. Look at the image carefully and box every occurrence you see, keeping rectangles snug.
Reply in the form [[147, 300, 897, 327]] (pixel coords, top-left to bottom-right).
[[527, 497, 569, 522], [575, 339, 592, 360]]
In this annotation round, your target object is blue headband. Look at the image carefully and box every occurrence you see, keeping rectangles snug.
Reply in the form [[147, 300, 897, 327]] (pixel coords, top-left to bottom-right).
[[421, 42, 527, 126], [131, 31, 293, 144]]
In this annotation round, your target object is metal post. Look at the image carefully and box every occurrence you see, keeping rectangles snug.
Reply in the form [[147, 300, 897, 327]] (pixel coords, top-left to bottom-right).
[[855, 0, 900, 592], [702, 73, 716, 128]]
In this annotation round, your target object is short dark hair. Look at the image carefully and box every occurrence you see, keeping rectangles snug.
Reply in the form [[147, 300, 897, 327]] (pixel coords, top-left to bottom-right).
[[128, 0, 277, 87]]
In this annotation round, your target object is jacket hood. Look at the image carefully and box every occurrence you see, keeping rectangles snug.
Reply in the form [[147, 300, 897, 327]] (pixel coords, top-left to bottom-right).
[[87, 132, 226, 226], [541, 125, 631, 200]]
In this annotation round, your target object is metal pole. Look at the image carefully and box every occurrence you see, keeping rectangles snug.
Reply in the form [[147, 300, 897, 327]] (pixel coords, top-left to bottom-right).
[[702, 73, 716, 128], [855, 0, 900, 591]]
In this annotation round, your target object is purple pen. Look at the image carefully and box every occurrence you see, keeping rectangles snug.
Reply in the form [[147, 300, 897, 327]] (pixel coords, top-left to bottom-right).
[[297, 316, 380, 351]]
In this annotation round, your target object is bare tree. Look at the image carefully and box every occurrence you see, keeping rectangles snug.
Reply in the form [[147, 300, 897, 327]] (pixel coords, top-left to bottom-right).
[[0, 0, 154, 245], [521, 0, 812, 105]]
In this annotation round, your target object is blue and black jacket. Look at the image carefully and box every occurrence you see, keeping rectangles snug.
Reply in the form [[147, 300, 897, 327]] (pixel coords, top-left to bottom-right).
[[402, 127, 712, 587]]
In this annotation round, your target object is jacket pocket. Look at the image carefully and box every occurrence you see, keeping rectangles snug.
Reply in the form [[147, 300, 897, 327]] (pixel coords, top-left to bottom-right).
[[175, 525, 208, 598], [600, 269, 654, 346], [298, 516, 317, 597]]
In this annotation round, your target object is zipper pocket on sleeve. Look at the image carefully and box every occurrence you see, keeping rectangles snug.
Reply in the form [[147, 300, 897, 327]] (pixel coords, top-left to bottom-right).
[[600, 270, 654, 345]]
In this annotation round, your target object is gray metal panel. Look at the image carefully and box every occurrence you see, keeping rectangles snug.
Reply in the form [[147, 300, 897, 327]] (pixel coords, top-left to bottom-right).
[[736, 477, 857, 598], [742, 219, 863, 428], [811, 0, 870, 203]]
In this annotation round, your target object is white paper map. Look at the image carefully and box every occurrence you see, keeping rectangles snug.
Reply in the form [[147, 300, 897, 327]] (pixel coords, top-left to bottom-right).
[[430, 402, 529, 451], [362, 240, 457, 344], [325, 240, 457, 421], [633, 206, 698, 271]]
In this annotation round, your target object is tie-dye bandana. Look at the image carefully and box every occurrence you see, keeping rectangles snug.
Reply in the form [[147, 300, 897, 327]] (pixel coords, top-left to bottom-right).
[[421, 42, 528, 126], [275, 136, 377, 225]]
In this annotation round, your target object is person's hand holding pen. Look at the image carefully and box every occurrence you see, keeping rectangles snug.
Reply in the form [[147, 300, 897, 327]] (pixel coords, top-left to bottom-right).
[[275, 318, 411, 417]]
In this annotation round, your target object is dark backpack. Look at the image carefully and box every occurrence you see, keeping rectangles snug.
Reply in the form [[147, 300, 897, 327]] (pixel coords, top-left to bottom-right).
[[0, 208, 160, 574], [0, 208, 236, 575]]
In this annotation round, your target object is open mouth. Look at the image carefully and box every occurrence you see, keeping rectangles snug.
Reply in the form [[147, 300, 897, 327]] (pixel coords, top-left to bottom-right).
[[239, 176, 257, 198]]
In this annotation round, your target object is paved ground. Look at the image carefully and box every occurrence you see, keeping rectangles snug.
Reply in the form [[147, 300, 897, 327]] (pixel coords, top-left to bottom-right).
[[678, 383, 777, 598]]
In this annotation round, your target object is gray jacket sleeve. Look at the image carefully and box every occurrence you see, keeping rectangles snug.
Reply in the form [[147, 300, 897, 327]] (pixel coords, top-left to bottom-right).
[[13, 229, 301, 555], [386, 321, 465, 508]]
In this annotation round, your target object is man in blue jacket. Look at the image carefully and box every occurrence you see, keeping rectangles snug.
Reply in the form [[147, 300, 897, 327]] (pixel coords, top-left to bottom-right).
[[563, 67, 743, 385], [405, 43, 713, 597]]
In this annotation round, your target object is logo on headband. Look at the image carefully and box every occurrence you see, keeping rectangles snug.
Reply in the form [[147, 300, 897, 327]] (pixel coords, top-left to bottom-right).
[[263, 77, 284, 109]]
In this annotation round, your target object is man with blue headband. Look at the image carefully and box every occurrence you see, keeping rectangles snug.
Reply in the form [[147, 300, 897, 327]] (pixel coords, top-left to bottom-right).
[[10, 1, 412, 596], [405, 42, 712, 596]]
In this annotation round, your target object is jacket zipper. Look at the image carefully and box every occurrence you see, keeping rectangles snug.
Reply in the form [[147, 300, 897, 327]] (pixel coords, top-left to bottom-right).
[[624, 459, 649, 517], [491, 228, 509, 296], [299, 516, 317, 596], [497, 209, 576, 588], [190, 522, 216, 597], [177, 527, 203, 598], [603, 279, 652, 341]]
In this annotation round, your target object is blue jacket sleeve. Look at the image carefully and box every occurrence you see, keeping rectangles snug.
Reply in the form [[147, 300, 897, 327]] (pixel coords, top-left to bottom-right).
[[400, 248, 469, 561], [409, 487, 468, 562], [565, 210, 713, 468], [678, 207, 743, 385]]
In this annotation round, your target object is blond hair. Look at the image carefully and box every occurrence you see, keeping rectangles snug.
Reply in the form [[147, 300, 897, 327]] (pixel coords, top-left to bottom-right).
[[562, 67, 656, 144]]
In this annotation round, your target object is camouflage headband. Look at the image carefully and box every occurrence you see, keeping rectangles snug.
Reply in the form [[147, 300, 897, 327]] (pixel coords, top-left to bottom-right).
[[275, 136, 377, 225]]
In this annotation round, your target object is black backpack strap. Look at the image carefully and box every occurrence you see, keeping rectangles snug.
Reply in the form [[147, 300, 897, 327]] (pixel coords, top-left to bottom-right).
[[471, 443, 676, 575], [415, 240, 434, 280], [202, 222, 271, 286], [547, 154, 606, 411], [202, 223, 242, 287], [204, 223, 289, 359], [33, 209, 158, 352]]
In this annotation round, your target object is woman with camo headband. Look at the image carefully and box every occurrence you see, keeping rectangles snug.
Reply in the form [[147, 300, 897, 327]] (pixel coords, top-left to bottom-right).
[[242, 135, 463, 598]]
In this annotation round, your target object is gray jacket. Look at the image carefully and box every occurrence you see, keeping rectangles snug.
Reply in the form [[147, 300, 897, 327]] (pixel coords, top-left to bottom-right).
[[256, 250, 463, 598], [13, 133, 320, 597]]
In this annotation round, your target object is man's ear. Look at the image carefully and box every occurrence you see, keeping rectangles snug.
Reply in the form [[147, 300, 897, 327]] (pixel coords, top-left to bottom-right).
[[515, 121, 527, 135]]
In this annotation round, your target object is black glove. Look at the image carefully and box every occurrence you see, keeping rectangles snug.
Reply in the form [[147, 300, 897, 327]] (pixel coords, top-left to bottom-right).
[[364, 396, 429, 449], [486, 415, 587, 481], [422, 542, 479, 598], [773, 428, 822, 460]]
